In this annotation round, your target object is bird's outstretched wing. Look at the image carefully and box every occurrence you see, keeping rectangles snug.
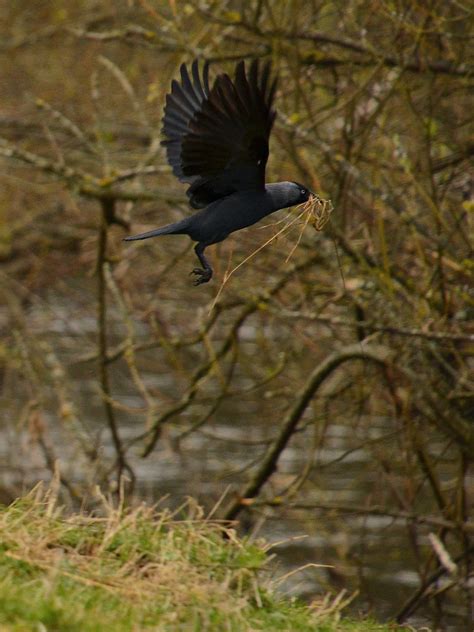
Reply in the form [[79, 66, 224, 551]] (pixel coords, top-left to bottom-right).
[[161, 59, 277, 209]]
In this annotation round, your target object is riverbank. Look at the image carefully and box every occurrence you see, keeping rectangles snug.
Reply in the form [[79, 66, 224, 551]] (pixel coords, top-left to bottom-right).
[[0, 486, 406, 631]]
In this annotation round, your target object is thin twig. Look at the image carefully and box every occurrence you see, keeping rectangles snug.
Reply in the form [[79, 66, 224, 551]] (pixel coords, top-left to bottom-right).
[[97, 199, 135, 492]]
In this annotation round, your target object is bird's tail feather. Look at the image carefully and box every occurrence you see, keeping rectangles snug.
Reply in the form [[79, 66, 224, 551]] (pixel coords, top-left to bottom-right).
[[123, 219, 187, 242]]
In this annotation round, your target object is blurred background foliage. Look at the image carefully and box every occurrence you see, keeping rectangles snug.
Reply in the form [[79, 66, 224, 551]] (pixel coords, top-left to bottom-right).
[[0, 1, 473, 629]]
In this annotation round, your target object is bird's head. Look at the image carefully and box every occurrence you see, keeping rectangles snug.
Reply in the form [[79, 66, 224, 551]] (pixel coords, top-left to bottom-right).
[[286, 181, 315, 206], [265, 181, 317, 211]]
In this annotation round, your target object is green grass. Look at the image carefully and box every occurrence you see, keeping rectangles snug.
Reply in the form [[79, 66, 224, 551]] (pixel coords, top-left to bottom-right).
[[0, 486, 406, 631]]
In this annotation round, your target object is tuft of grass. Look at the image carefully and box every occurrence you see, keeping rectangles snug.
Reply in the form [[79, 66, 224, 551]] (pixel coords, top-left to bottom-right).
[[0, 485, 406, 631]]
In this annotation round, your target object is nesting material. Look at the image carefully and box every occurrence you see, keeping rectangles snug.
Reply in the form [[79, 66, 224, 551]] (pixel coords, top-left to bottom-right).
[[303, 194, 334, 232]]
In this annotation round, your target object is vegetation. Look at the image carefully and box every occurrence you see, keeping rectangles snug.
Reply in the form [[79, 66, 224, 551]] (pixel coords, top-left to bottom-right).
[[0, 485, 400, 631], [0, 1, 472, 629]]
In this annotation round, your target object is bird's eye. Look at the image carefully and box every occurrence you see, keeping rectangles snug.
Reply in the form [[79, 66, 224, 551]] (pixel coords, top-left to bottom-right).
[[300, 189, 306, 195]]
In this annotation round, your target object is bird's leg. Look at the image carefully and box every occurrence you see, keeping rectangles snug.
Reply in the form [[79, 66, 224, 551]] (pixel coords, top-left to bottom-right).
[[191, 242, 213, 285]]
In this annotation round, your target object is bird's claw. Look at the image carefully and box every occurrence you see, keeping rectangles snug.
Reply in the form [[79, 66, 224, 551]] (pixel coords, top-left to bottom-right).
[[190, 267, 212, 285]]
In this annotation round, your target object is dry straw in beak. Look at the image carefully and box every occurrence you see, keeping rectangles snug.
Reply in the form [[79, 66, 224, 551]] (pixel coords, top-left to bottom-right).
[[302, 194, 334, 232], [284, 194, 333, 262]]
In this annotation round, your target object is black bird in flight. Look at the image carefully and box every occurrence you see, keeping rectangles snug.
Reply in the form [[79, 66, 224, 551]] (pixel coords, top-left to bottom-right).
[[125, 58, 315, 284]]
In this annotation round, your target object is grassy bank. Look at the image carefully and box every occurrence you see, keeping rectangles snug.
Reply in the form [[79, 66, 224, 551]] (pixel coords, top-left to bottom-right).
[[0, 486, 404, 631]]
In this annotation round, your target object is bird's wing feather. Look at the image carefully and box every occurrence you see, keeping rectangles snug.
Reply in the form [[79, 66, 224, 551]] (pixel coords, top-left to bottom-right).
[[161, 59, 277, 209], [161, 61, 210, 182]]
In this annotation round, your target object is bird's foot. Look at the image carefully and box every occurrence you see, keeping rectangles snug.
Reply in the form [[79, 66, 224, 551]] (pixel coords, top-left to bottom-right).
[[190, 267, 213, 285]]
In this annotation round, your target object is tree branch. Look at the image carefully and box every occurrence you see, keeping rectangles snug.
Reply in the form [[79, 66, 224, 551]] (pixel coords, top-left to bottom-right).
[[223, 344, 392, 521]]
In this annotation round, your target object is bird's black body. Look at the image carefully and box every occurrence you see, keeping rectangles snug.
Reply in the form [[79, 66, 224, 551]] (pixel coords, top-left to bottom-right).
[[125, 59, 314, 284]]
